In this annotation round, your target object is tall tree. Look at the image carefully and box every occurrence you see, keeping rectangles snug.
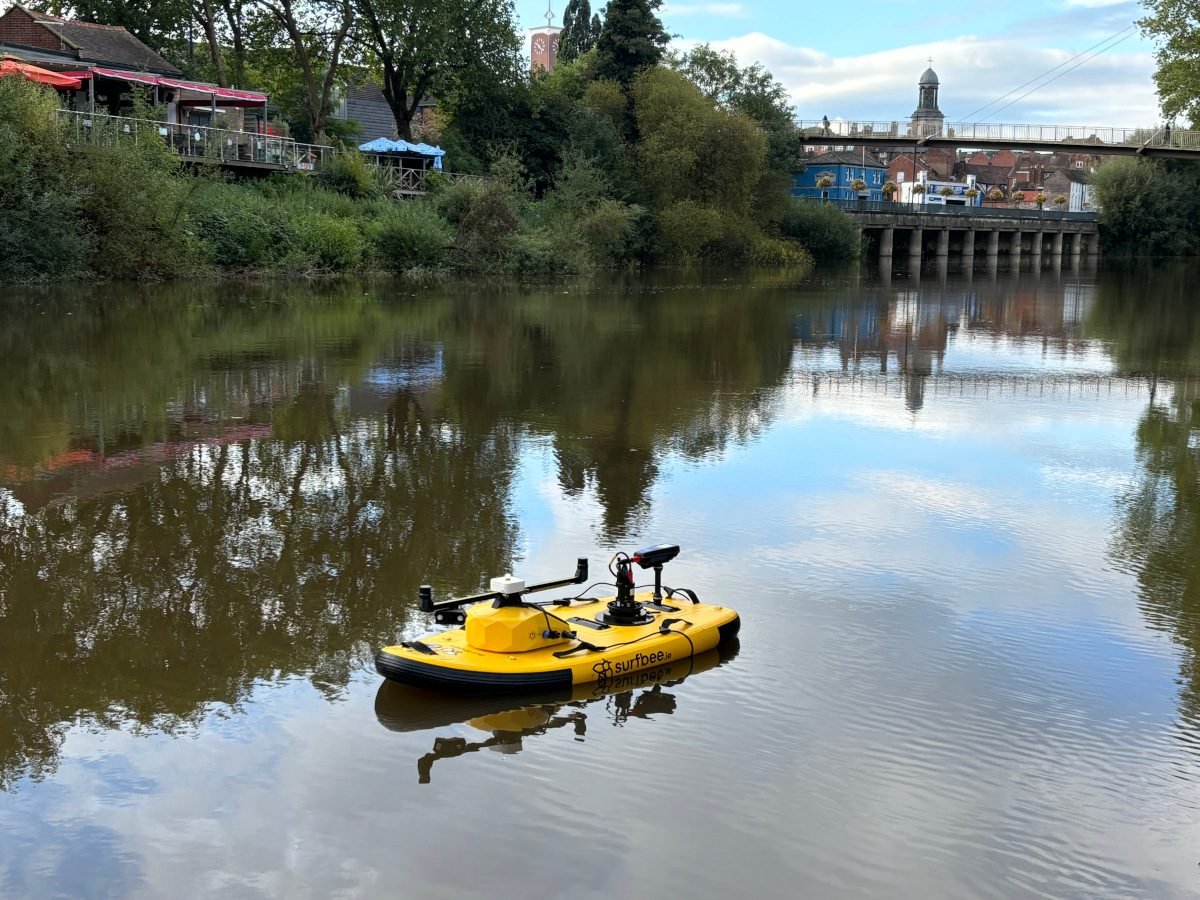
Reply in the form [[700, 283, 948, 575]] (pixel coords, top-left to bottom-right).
[[594, 0, 668, 84], [256, 0, 355, 140], [673, 44, 793, 131], [558, 0, 595, 63], [354, 0, 521, 141]]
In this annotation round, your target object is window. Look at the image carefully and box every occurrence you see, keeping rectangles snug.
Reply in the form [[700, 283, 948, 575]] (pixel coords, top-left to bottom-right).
[[1074, 160, 1084, 169]]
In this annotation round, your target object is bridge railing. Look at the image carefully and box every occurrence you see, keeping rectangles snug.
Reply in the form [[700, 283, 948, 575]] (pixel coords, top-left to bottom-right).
[[818, 198, 1097, 222], [796, 118, 1199, 149]]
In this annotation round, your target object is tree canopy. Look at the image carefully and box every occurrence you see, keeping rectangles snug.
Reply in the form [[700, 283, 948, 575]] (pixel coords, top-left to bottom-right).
[[593, 0, 669, 84], [355, 0, 522, 139], [559, 0, 600, 63], [1140, 0, 1200, 126]]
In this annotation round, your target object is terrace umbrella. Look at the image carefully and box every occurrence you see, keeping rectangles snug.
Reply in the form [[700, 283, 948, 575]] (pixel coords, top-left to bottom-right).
[[0, 60, 83, 90]]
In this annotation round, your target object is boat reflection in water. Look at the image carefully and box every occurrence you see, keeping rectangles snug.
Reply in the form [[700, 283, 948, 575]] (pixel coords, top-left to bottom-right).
[[375, 642, 739, 783]]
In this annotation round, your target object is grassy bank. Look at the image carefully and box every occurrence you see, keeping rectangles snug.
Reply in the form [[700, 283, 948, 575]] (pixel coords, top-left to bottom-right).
[[1, 76, 861, 283]]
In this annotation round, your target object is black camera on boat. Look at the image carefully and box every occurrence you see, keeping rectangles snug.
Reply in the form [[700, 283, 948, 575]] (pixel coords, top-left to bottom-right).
[[632, 544, 680, 569]]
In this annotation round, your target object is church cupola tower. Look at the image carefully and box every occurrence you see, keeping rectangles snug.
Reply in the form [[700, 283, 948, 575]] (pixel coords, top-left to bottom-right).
[[909, 60, 945, 138]]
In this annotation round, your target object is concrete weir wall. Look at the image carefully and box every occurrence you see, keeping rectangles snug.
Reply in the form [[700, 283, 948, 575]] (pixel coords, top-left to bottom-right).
[[846, 207, 1100, 265]]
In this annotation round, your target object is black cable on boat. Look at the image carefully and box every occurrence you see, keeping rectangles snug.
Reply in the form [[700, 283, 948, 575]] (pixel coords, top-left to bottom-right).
[[552, 624, 696, 659]]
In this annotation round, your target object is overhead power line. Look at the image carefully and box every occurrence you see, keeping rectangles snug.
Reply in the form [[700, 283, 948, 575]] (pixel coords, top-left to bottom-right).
[[960, 24, 1137, 123]]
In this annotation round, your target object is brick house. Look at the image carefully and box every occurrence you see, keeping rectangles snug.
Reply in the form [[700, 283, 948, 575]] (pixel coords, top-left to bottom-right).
[[0, 5, 181, 75]]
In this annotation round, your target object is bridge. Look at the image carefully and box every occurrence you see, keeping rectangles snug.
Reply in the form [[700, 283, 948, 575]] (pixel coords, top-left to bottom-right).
[[821, 199, 1101, 263], [798, 119, 1196, 158]]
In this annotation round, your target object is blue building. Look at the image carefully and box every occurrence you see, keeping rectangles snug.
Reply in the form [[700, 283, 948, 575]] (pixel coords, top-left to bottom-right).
[[793, 151, 889, 202]]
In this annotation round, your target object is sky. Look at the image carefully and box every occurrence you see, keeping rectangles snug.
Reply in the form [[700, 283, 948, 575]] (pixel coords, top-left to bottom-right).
[[516, 0, 1161, 126]]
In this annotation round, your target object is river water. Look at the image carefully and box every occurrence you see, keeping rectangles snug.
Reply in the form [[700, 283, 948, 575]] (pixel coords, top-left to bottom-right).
[[2, 263, 1200, 898]]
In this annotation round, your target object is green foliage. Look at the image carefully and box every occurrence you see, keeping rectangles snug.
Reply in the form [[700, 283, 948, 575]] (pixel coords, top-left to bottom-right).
[[431, 178, 489, 225], [633, 68, 766, 223], [657, 200, 724, 258], [189, 183, 300, 269], [319, 152, 382, 199], [594, 0, 669, 84], [0, 77, 89, 281], [73, 117, 196, 280], [1139, 0, 1200, 126], [455, 183, 521, 263], [779, 200, 861, 261], [560, 0, 601, 62], [297, 213, 365, 270], [578, 199, 643, 264], [749, 236, 814, 268], [355, 0, 523, 139], [369, 201, 454, 269], [1092, 157, 1200, 256]]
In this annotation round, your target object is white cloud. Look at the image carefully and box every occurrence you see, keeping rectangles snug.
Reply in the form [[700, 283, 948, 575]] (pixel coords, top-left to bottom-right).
[[685, 34, 1158, 125], [663, 2, 748, 16]]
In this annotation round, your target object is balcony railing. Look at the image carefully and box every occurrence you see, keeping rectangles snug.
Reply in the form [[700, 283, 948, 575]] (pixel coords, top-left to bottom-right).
[[57, 109, 333, 172], [367, 163, 488, 196]]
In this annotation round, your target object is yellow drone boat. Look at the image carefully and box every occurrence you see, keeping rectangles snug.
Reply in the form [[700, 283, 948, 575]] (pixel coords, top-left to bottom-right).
[[375, 544, 741, 694]]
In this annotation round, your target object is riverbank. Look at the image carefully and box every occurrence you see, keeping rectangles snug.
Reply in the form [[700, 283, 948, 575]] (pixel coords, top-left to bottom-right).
[[1, 74, 867, 285]]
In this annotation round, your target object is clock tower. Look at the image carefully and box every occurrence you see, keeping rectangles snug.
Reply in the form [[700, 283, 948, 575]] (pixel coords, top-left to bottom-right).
[[530, 2, 560, 73]]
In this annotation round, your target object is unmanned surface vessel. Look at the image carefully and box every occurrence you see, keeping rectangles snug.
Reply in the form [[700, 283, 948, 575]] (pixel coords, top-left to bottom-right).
[[374, 544, 740, 694]]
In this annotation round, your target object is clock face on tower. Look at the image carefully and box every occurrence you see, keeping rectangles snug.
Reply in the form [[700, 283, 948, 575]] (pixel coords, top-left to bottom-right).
[[550, 37, 559, 55], [533, 35, 546, 54]]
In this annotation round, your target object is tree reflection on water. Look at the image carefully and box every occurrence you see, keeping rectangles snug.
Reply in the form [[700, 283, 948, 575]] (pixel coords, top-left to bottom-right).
[[1, 268, 1171, 791], [1094, 266, 1200, 721]]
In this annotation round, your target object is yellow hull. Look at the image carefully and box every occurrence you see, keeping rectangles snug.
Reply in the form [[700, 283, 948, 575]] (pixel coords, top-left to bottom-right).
[[376, 592, 740, 694]]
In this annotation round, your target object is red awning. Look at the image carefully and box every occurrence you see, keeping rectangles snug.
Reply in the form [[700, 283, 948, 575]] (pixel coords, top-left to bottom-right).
[[72, 67, 269, 107], [0, 59, 82, 89], [158, 77, 267, 105]]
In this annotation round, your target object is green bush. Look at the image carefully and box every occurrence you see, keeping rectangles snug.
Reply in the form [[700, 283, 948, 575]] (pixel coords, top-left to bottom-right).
[[189, 184, 299, 269], [369, 201, 453, 269], [455, 183, 520, 263], [297, 213, 365, 270], [779, 200, 861, 261], [657, 200, 724, 259], [0, 78, 89, 281], [318, 152, 381, 200], [431, 178, 488, 226], [507, 229, 586, 276], [578, 199, 642, 265], [750, 236, 814, 268], [75, 128, 197, 280]]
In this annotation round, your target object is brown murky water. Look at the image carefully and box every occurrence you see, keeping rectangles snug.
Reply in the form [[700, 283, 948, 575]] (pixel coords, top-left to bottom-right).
[[2, 264, 1200, 898]]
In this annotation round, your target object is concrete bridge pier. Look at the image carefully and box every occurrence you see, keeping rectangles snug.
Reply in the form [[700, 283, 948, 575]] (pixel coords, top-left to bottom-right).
[[1011, 231, 1022, 264], [962, 229, 976, 266], [1030, 230, 1043, 259], [1087, 233, 1101, 257], [1069, 232, 1081, 264], [986, 230, 1000, 260], [879, 226, 894, 260], [910, 227, 924, 263], [936, 229, 950, 258], [1051, 231, 1064, 265]]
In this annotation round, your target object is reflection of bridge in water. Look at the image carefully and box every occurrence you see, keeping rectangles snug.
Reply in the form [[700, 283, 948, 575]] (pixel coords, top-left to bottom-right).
[[789, 370, 1190, 404]]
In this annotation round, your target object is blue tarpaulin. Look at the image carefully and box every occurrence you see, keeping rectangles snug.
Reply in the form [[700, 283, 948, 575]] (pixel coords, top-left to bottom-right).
[[359, 137, 445, 157]]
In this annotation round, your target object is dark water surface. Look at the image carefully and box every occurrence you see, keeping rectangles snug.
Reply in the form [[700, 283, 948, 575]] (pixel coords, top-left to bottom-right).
[[3, 265, 1200, 898]]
